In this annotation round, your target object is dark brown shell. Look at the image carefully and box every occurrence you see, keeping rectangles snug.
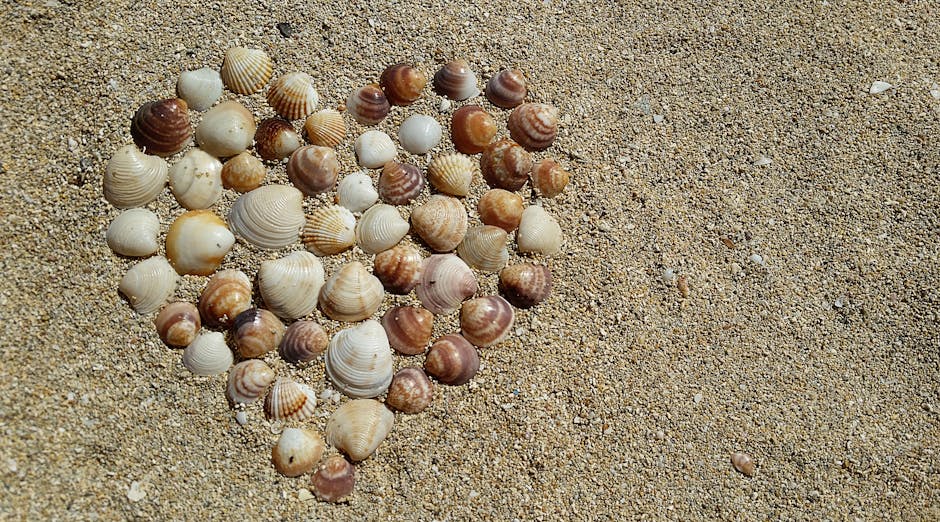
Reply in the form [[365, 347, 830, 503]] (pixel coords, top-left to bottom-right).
[[499, 263, 552, 308], [385, 367, 433, 414], [346, 84, 390, 125], [382, 306, 433, 355], [485, 69, 527, 109], [379, 63, 426, 106], [130, 98, 192, 157], [450, 106, 497, 155], [279, 320, 329, 364], [480, 139, 533, 191], [424, 334, 480, 385], [432, 59, 479, 101], [460, 296, 514, 347], [507, 103, 559, 151], [378, 161, 424, 205], [233, 308, 285, 359], [254, 118, 302, 161], [373, 244, 422, 294], [287, 145, 340, 195], [311, 455, 355, 502]]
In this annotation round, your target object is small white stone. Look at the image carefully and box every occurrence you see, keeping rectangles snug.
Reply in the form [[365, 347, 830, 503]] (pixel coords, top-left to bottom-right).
[[7, 458, 17, 473], [693, 393, 703, 404], [438, 98, 452, 113], [834, 296, 845, 308], [869, 81, 893, 94], [235, 411, 248, 425], [930, 83, 940, 100], [749, 253, 764, 266], [652, 114, 665, 124], [662, 268, 677, 284], [127, 481, 146, 502], [297, 488, 315, 501], [753, 155, 772, 167], [67, 137, 78, 151], [597, 221, 612, 232]]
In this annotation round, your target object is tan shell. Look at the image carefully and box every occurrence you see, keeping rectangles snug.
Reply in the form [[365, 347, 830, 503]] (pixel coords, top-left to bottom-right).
[[450, 105, 496, 155], [531, 159, 570, 198], [198, 269, 252, 328], [221, 152, 266, 193], [373, 244, 422, 295], [106, 208, 160, 257], [410, 195, 468, 252], [258, 251, 325, 320], [336, 171, 378, 213], [485, 68, 527, 109], [378, 161, 424, 205], [221, 47, 273, 95], [385, 367, 433, 414], [254, 118, 302, 161], [480, 139, 533, 191], [103, 144, 168, 209], [154, 302, 201, 347], [226, 359, 276, 404], [168, 148, 223, 210], [182, 331, 233, 376], [516, 205, 563, 255], [433, 59, 479, 101], [456, 225, 509, 273], [279, 320, 329, 364], [264, 377, 318, 421], [272, 428, 325, 478], [427, 153, 475, 197], [356, 204, 409, 254], [381, 306, 433, 355], [424, 334, 479, 385], [227, 185, 305, 249], [380, 63, 426, 106], [478, 189, 524, 232], [415, 254, 478, 315], [326, 399, 394, 461], [195, 100, 256, 158], [346, 84, 390, 126], [460, 296, 514, 347], [119, 256, 179, 314], [318, 261, 384, 322], [267, 72, 319, 120], [508, 103, 559, 151], [732, 452, 756, 477], [324, 320, 393, 399], [304, 109, 346, 148], [311, 455, 355, 502], [287, 145, 339, 195], [233, 308, 285, 359], [302, 205, 357, 256], [499, 263, 552, 308], [165, 210, 235, 276], [130, 98, 192, 157]]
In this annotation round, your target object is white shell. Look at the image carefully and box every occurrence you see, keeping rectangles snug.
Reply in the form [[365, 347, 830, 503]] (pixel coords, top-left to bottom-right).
[[182, 331, 233, 376], [106, 208, 160, 257], [326, 399, 394, 461], [195, 101, 256, 158], [103, 144, 168, 209], [226, 359, 276, 404], [228, 185, 305, 249], [354, 130, 396, 169], [165, 210, 235, 276], [516, 205, 563, 255], [176, 67, 223, 111], [258, 251, 325, 320], [272, 428, 325, 477], [318, 261, 384, 322], [264, 378, 318, 421], [870, 81, 893, 94], [119, 256, 179, 314], [168, 148, 223, 209], [398, 115, 442, 155], [302, 206, 357, 256], [336, 172, 378, 213], [355, 204, 409, 254], [325, 320, 393, 398]]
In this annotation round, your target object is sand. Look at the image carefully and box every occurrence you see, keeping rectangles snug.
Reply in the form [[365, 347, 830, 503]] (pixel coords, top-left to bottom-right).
[[1, 0, 938, 519]]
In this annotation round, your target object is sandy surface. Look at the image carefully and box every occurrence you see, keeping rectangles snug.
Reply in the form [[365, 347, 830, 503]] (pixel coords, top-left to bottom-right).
[[1, 0, 938, 519]]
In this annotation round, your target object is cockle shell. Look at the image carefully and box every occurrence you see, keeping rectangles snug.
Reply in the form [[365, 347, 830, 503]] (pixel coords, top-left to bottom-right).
[[198, 269, 252, 328], [182, 331, 233, 376], [226, 359, 276, 404], [119, 256, 179, 314], [354, 130, 396, 169], [478, 189, 524, 232], [319, 262, 384, 322], [457, 225, 509, 273], [397, 114, 441, 155], [176, 67, 222, 111], [381, 306, 433, 355], [460, 296, 514, 347], [267, 72, 319, 120], [264, 377, 318, 421], [279, 320, 329, 364], [103, 144, 168, 208], [346, 84, 390, 126], [410, 195, 468, 252], [106, 208, 160, 257], [221, 152, 266, 193], [254, 118, 302, 161], [335, 171, 378, 213], [378, 161, 424, 205], [258, 251, 325, 320], [311, 455, 355, 502], [130, 98, 192, 157], [508, 103, 559, 151], [480, 139, 533, 191], [516, 205, 563, 255], [325, 320, 393, 398], [221, 47, 273, 95], [356, 204, 409, 254], [326, 399, 394, 461], [380, 63, 426, 106], [304, 109, 346, 148], [233, 308, 285, 359], [302, 205, 357, 256], [154, 302, 201, 347], [385, 367, 433, 414], [195, 101, 256, 158], [416, 254, 478, 315], [531, 159, 570, 198], [165, 210, 235, 275], [427, 153, 475, 197], [433, 59, 479, 100], [228, 185, 305, 249], [424, 334, 479, 385], [450, 105, 496, 154], [485, 68, 527, 109], [373, 245, 422, 295], [287, 145, 339, 195], [168, 148, 223, 209], [499, 263, 552, 308], [272, 428, 325, 478]]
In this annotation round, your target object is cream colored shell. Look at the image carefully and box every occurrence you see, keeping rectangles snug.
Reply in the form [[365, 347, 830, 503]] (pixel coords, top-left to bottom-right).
[[516, 205, 563, 255], [103, 144, 168, 209], [195, 101, 256, 158], [456, 225, 509, 272], [336, 171, 378, 213], [354, 130, 396, 169], [182, 331, 233, 376], [427, 153, 475, 197], [324, 320, 393, 399], [220, 47, 273, 95], [228, 185, 305, 249], [258, 251, 325, 320], [318, 261, 384, 322], [410, 195, 468, 252], [169, 148, 223, 210], [304, 109, 346, 148], [355, 204, 409, 254], [176, 67, 222, 111], [326, 399, 395, 461], [165, 210, 235, 276], [267, 72, 319, 120], [106, 208, 160, 257], [264, 378, 318, 421], [302, 205, 357, 256], [119, 256, 179, 314], [272, 428, 325, 477]]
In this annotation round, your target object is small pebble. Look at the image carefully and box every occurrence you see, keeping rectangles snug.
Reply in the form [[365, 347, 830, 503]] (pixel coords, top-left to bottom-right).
[[439, 98, 452, 113], [652, 114, 665, 124], [749, 253, 764, 266], [677, 275, 689, 297], [693, 392, 703, 404], [597, 221, 612, 233], [235, 411, 248, 426], [662, 268, 677, 284], [127, 481, 146, 502], [731, 452, 755, 477], [869, 80, 892, 94], [297, 488, 315, 501], [753, 155, 772, 167]]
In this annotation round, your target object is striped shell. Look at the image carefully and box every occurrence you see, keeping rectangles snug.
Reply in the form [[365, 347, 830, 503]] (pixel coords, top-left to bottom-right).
[[176, 67, 222, 111], [168, 148, 223, 210], [427, 153, 475, 197], [221, 47, 273, 95], [302, 205, 357, 256], [382, 306, 433, 355], [258, 251, 325, 320], [326, 399, 394, 461], [154, 302, 201, 347], [531, 159, 570, 198], [516, 205, 563, 255], [336, 171, 378, 213], [424, 334, 479, 385], [450, 105, 496, 155], [254, 118, 302, 161], [221, 152, 266, 193], [385, 367, 434, 414], [378, 161, 424, 205], [318, 261, 384, 322], [356, 204, 409, 254], [355, 130, 396, 169], [287, 145, 339, 195], [460, 296, 514, 347], [103, 144, 168, 209], [304, 109, 346, 148], [325, 320, 393, 398], [485, 68, 527, 109], [267, 72, 319, 120], [397, 114, 442, 155], [228, 185, 305, 249], [194, 101, 256, 158], [410, 195, 468, 252], [106, 208, 160, 257], [165, 210, 235, 276], [264, 377, 318, 421], [346, 84, 390, 126], [457, 225, 509, 272], [279, 320, 329, 364], [233, 308, 285, 359], [416, 254, 478, 315], [480, 139, 533, 191], [433, 59, 479, 100], [380, 63, 426, 106], [130, 98, 192, 157], [182, 331, 233, 376], [508, 103, 559, 151], [499, 263, 552, 308], [478, 189, 524, 232], [119, 256, 179, 314], [198, 269, 252, 328], [226, 360, 276, 404], [373, 244, 422, 295]]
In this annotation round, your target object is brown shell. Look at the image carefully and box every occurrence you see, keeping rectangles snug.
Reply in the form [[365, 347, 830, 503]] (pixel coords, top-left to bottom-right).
[[154, 302, 200, 347], [130, 98, 192, 157], [221, 152, 266, 192], [480, 139, 533, 191], [432, 59, 479, 101], [424, 334, 479, 385], [415, 254, 478, 315], [478, 189, 525, 232], [507, 103, 559, 151], [460, 296, 514, 347], [450, 106, 496, 155], [499, 263, 552, 308], [385, 367, 433, 414], [346, 84, 390, 125], [254, 118, 302, 161], [485, 69, 527, 109], [531, 159, 570, 198], [233, 308, 285, 359], [266, 72, 319, 120], [381, 306, 433, 355], [278, 320, 329, 364], [378, 161, 424, 205], [198, 269, 252, 328], [410, 195, 468, 252], [304, 109, 346, 148], [287, 145, 340, 195], [264, 378, 317, 421], [379, 63, 427, 106], [311, 455, 356, 503], [373, 244, 422, 295]]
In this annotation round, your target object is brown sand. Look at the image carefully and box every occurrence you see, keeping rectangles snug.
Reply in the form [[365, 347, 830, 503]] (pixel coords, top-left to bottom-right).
[[1, 0, 938, 519]]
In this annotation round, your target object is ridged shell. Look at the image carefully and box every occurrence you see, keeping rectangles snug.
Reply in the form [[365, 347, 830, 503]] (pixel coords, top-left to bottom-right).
[[397, 114, 442, 155], [410, 195, 468, 252], [182, 331, 233, 376], [119, 256, 179, 314], [258, 251, 325, 320], [302, 207, 355, 256], [335, 172, 378, 213], [103, 144, 168, 209], [373, 245, 422, 295], [165, 210, 235, 275], [382, 306, 433, 355], [312, 455, 356, 502], [531, 159, 571, 198], [221, 152, 266, 193], [198, 269, 252, 328], [254, 118, 302, 161], [272, 428, 325, 478], [287, 145, 339, 195], [354, 130, 396, 169], [485, 69, 527, 109], [168, 148, 223, 210], [416, 254, 478, 315], [460, 296, 514, 347], [264, 378, 318, 421], [326, 399, 394, 461], [378, 162, 424, 205], [385, 367, 433, 414], [380, 63, 426, 106], [106, 208, 160, 257], [433, 59, 479, 101], [424, 334, 479, 385], [195, 101, 256, 158], [508, 103, 559, 151], [319, 262, 384, 322], [130, 98, 192, 157], [499, 263, 552, 308], [457, 225, 509, 272], [478, 189, 524, 232], [346, 84, 390, 126], [226, 359, 276, 404], [325, 320, 393, 398], [233, 308, 285, 359], [480, 139, 533, 191], [427, 153, 475, 197], [279, 320, 329, 364], [516, 205, 563, 255], [228, 185, 305, 249], [356, 204, 409, 254], [221, 47, 273, 95], [267, 72, 319, 120], [176, 67, 222, 111], [304, 109, 346, 148], [154, 302, 201, 347], [450, 105, 496, 154]]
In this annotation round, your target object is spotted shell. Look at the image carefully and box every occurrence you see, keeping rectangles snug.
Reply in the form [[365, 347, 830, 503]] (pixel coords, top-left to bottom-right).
[[450, 105, 496, 155], [373, 244, 422, 295], [302, 205, 357, 256], [154, 302, 201, 347], [304, 109, 346, 148], [233, 308, 285, 359], [325, 320, 393, 399], [508, 103, 559, 151], [176, 67, 222, 112], [103, 144, 168, 209], [335, 172, 378, 213], [378, 161, 424, 205], [194, 101, 256, 158], [415, 254, 478, 315], [272, 428, 325, 478], [165, 210, 235, 276], [254, 118, 302, 161], [221, 47, 273, 95], [267, 72, 319, 120], [433, 59, 479, 101], [119, 256, 179, 314], [380, 63, 426, 106], [346, 84, 390, 126], [287, 145, 339, 195], [480, 139, 533, 191], [318, 261, 384, 322], [354, 130, 396, 169], [182, 331, 233, 376], [457, 225, 509, 273], [398, 114, 442, 155], [485, 68, 527, 109], [168, 148, 223, 210], [106, 208, 160, 257], [498, 263, 552, 308], [258, 251, 325, 320], [382, 306, 433, 355], [427, 153, 475, 197], [226, 359, 276, 404], [198, 269, 252, 328], [279, 320, 329, 364], [227, 185, 305, 249], [424, 334, 479, 385], [460, 296, 514, 347], [516, 205, 563, 255], [478, 189, 524, 232], [130, 98, 192, 157], [326, 399, 394, 461], [356, 204, 409, 255], [531, 159, 571, 198], [410, 195, 468, 252], [221, 152, 266, 193], [264, 377, 318, 421]]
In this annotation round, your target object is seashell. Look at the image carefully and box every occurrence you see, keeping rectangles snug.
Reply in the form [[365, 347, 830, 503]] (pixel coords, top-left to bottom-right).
[[176, 67, 223, 111], [433, 59, 479, 101], [516, 205, 563, 255], [456, 225, 509, 273], [355, 204, 409, 254], [424, 334, 479, 385], [198, 269, 252, 328], [499, 263, 552, 308], [279, 320, 329, 364], [258, 251, 325, 320], [254, 118, 302, 161], [326, 399, 394, 461], [195, 101, 256, 158], [346, 84, 390, 126], [378, 161, 424, 205], [480, 139, 533, 191], [264, 377, 318, 421], [381, 306, 433, 355], [731, 452, 756, 477], [220, 47, 273, 95], [287, 145, 339, 195], [385, 367, 433, 414], [373, 245, 422, 295], [233, 308, 285, 359], [397, 114, 441, 155], [478, 189, 524, 232], [427, 153, 475, 197], [354, 130, 396, 169], [485, 68, 527, 109], [415, 254, 478, 315], [168, 148, 223, 210], [165, 210, 235, 275], [221, 152, 266, 193], [311, 455, 355, 502], [228, 185, 305, 249], [325, 320, 393, 398], [226, 359, 275, 404], [103, 144, 168, 208], [450, 105, 497, 154], [508, 103, 559, 151], [380, 63, 426, 106], [130, 98, 192, 157], [531, 159, 570, 198], [410, 195, 468, 252], [182, 331, 233, 376], [304, 109, 346, 148], [335, 172, 378, 213], [460, 296, 514, 347], [119, 256, 179, 314], [318, 262, 384, 322], [302, 205, 356, 256], [267, 72, 319, 120], [272, 428, 325, 478], [154, 302, 201, 347], [106, 208, 160, 257]]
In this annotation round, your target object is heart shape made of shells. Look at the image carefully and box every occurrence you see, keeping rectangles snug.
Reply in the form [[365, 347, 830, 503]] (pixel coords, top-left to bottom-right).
[[108, 47, 570, 503]]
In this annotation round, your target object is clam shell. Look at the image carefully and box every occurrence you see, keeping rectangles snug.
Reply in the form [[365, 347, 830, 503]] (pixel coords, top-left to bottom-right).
[[267, 72, 319, 120], [335, 171, 378, 213], [381, 306, 433, 355], [354, 130, 396, 169], [433, 59, 479, 100], [103, 144, 168, 209], [397, 114, 441, 155], [130, 98, 192, 157], [258, 251, 325, 320], [106, 208, 160, 257], [427, 153, 475, 197], [373, 245, 422, 295], [228, 185, 305, 249], [233, 308, 285, 359], [254, 118, 302, 161], [531, 159, 571, 198], [457, 225, 509, 272], [264, 377, 318, 421], [168, 148, 223, 210], [304, 109, 346, 148], [385, 367, 433, 414], [499, 263, 552, 308], [478, 189, 524, 232], [460, 296, 514, 347], [415, 254, 478, 315], [378, 161, 424, 205], [319, 262, 384, 322], [346, 84, 390, 126], [221, 152, 266, 193], [516, 205, 563, 255], [182, 331, 233, 376], [380, 63, 426, 106], [195, 101, 256, 158], [356, 204, 409, 254], [279, 320, 329, 364], [508, 103, 559, 151], [154, 302, 201, 347], [176, 67, 222, 111], [450, 105, 496, 154], [325, 320, 393, 398], [226, 359, 276, 404], [485, 68, 527, 109], [424, 334, 479, 385], [165, 210, 235, 276], [287, 145, 339, 195], [410, 195, 468, 252], [480, 139, 533, 191], [119, 256, 179, 314], [326, 399, 394, 461], [272, 428, 325, 478], [221, 47, 273, 95], [302, 205, 357, 256], [311, 455, 355, 502], [198, 269, 252, 328]]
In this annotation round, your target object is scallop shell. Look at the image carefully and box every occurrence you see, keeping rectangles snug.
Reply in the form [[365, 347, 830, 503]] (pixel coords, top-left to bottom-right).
[[427, 153, 475, 197], [302, 205, 357, 256], [176, 67, 223, 112], [233, 308, 285, 359], [195, 100, 256, 158], [221, 47, 273, 95], [382, 306, 433, 355], [410, 195, 468, 252], [258, 251, 325, 320], [168, 148, 223, 210], [103, 144, 168, 209], [380, 63, 426, 106], [130, 98, 192, 157], [228, 185, 305, 249], [373, 245, 422, 295], [499, 263, 552, 308], [485, 68, 527, 109], [287, 145, 339, 195], [311, 455, 355, 503], [478, 189, 524, 232], [385, 367, 433, 414], [272, 428, 325, 478], [457, 225, 509, 273], [378, 161, 424, 205], [182, 331, 233, 376], [165, 210, 235, 276], [433, 59, 479, 101], [119, 256, 179, 314], [279, 320, 329, 364], [226, 359, 276, 404], [508, 103, 559, 151], [198, 269, 252, 328], [319, 262, 384, 322], [460, 296, 514, 347], [267, 72, 319, 120], [106, 208, 160, 257], [356, 204, 409, 254], [397, 114, 441, 155], [346, 84, 390, 126], [424, 334, 479, 385], [254, 118, 302, 161], [304, 109, 346, 148], [335, 171, 378, 213], [516, 205, 563, 255], [354, 130, 396, 169], [415, 254, 478, 315], [326, 399, 394, 461], [154, 302, 201, 347], [264, 377, 318, 421], [480, 139, 533, 191], [450, 105, 496, 154], [325, 320, 393, 398], [221, 152, 266, 193], [531, 159, 570, 198]]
